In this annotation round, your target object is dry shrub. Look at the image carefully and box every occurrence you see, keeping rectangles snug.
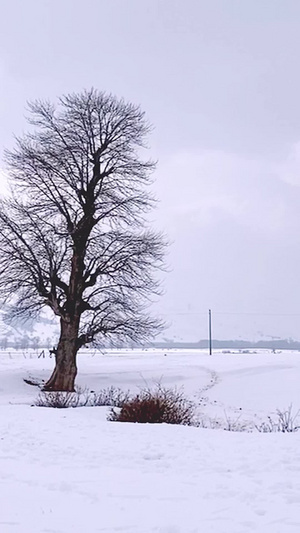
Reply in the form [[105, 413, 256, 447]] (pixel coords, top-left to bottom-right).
[[35, 390, 83, 408], [90, 386, 130, 407], [35, 386, 130, 409], [109, 385, 196, 425], [255, 405, 300, 433]]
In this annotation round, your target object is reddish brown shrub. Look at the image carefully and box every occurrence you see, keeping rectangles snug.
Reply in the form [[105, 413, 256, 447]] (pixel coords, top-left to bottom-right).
[[109, 385, 196, 425]]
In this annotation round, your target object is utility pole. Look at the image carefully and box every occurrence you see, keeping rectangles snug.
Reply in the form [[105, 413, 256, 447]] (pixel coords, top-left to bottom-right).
[[209, 309, 212, 355]]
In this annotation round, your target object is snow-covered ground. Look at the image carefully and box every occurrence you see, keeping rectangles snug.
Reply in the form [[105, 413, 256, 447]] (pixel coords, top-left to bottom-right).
[[1, 349, 300, 533]]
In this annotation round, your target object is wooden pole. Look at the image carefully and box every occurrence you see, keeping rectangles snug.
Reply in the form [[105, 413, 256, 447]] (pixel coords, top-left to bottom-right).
[[209, 309, 212, 355]]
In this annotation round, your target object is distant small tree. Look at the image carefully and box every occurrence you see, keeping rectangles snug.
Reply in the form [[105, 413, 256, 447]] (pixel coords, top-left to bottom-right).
[[20, 336, 29, 350], [0, 336, 8, 350], [46, 337, 52, 349], [31, 336, 40, 351], [0, 89, 165, 391], [14, 338, 21, 350]]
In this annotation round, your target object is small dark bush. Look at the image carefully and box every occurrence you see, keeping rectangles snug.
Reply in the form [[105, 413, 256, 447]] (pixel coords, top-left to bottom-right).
[[35, 386, 131, 409], [91, 386, 130, 407], [35, 390, 83, 408], [109, 385, 196, 425]]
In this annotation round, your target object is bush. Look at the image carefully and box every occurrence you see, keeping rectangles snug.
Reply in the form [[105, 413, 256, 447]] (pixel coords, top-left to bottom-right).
[[109, 385, 196, 425], [35, 390, 84, 408], [90, 386, 130, 407], [255, 405, 300, 433], [35, 386, 130, 409]]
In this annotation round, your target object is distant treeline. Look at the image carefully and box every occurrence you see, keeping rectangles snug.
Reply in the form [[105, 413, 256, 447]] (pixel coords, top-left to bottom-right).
[[1, 337, 300, 351], [150, 339, 300, 350]]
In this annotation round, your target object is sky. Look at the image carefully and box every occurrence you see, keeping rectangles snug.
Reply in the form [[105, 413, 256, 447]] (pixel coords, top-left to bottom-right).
[[1, 0, 300, 341]]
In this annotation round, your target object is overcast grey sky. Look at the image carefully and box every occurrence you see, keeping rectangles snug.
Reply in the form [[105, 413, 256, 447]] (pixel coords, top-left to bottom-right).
[[2, 0, 300, 341]]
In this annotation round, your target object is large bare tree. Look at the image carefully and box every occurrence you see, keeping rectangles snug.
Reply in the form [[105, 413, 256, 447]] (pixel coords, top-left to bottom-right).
[[0, 89, 165, 391]]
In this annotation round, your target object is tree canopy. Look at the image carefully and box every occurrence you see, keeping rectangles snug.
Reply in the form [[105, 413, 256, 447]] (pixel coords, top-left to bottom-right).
[[0, 89, 166, 390]]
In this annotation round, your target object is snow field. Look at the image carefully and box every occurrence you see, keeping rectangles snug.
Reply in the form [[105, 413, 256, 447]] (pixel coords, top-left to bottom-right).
[[1, 349, 300, 533]]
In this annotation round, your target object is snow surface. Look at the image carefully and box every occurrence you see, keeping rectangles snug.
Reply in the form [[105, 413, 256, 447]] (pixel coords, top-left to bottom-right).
[[1, 349, 300, 533]]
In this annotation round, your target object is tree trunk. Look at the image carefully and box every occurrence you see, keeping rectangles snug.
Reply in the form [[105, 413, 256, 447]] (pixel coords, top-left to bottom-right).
[[43, 319, 79, 392]]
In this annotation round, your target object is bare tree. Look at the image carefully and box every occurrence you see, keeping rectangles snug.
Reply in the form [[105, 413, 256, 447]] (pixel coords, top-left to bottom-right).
[[0, 89, 165, 391]]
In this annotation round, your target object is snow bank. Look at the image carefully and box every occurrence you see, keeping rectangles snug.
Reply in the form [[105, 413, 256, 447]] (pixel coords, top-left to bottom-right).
[[1, 349, 300, 532]]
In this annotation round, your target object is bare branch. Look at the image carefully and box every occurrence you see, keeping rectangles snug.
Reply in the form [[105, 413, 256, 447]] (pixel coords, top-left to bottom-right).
[[0, 88, 167, 390]]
